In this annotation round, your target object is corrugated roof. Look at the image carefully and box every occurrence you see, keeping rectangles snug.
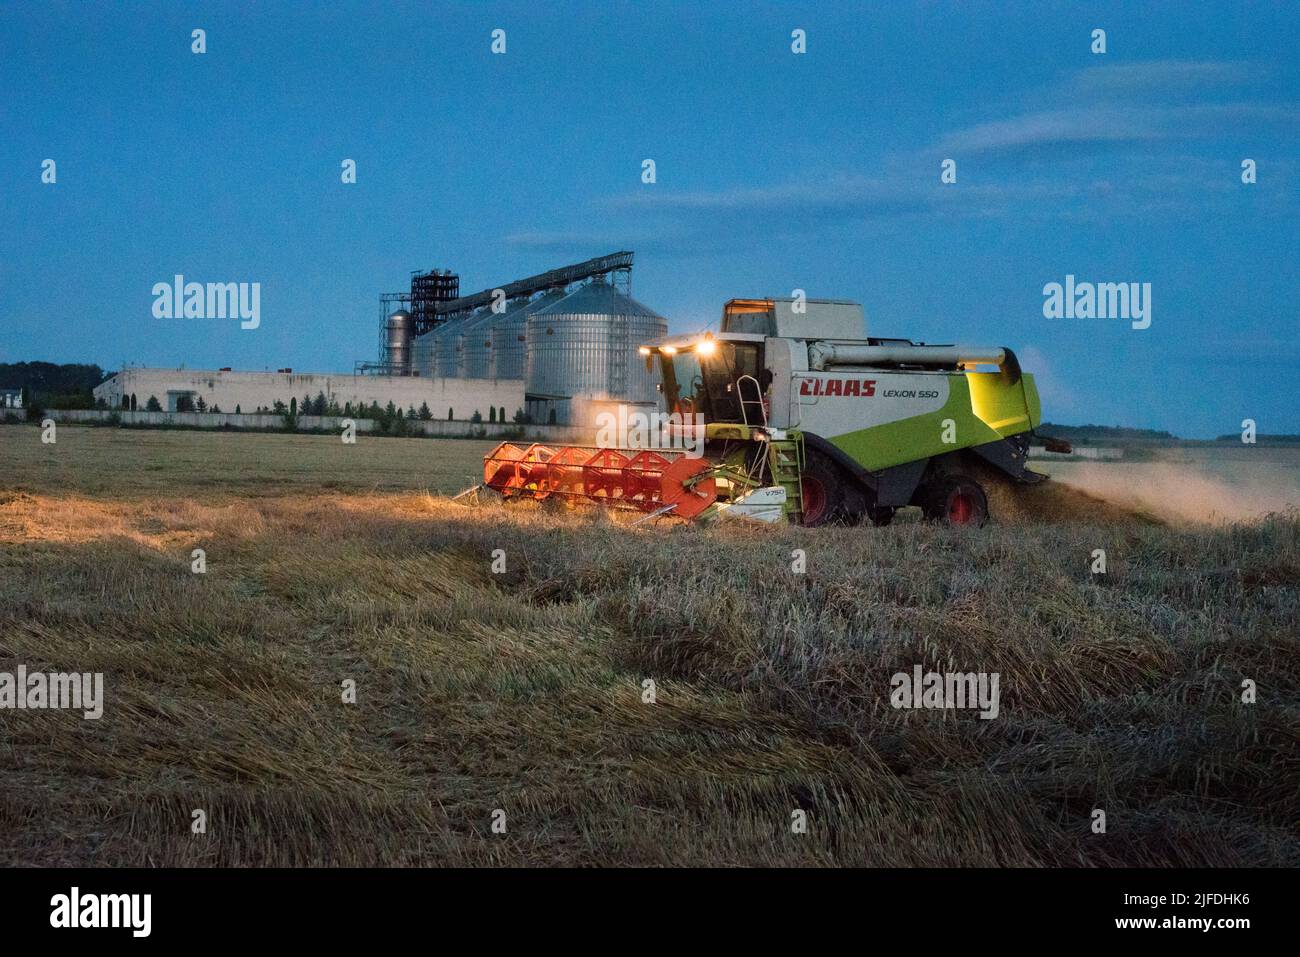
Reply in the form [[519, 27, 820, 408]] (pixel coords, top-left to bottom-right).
[[533, 280, 663, 319]]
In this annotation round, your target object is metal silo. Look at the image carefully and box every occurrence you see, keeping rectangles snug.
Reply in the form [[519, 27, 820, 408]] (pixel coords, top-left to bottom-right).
[[384, 310, 414, 375], [458, 306, 499, 379], [489, 289, 565, 381], [526, 279, 667, 423], [434, 311, 474, 378], [411, 327, 437, 377]]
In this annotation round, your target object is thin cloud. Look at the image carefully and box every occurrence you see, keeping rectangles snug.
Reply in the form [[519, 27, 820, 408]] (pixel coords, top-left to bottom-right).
[[603, 174, 1090, 219], [522, 60, 1296, 239], [1070, 59, 1257, 97], [604, 176, 906, 212], [935, 108, 1165, 154], [936, 59, 1295, 155]]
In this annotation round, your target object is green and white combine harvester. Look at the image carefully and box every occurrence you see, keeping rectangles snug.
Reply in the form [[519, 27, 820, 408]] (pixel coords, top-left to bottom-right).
[[479, 297, 1071, 526]]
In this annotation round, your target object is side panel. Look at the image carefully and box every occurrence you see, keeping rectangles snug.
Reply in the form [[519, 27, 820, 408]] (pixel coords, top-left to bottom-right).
[[794, 369, 1037, 471], [967, 371, 1040, 433], [763, 337, 794, 428], [772, 300, 865, 339]]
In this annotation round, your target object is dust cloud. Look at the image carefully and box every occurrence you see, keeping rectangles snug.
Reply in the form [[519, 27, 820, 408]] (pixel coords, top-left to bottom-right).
[[1047, 462, 1300, 525]]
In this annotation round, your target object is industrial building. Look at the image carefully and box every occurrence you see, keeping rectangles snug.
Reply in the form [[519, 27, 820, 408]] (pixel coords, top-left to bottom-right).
[[95, 251, 666, 428], [94, 368, 521, 421]]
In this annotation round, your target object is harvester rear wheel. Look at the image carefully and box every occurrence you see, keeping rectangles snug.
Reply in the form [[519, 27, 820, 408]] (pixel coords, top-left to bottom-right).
[[798, 449, 850, 526], [922, 474, 989, 527]]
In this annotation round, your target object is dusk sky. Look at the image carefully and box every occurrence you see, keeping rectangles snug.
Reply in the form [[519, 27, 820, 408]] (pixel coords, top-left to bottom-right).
[[2, 1, 1296, 437]]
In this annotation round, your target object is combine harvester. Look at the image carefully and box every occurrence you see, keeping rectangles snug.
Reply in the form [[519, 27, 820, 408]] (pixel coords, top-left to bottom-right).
[[478, 297, 1070, 526]]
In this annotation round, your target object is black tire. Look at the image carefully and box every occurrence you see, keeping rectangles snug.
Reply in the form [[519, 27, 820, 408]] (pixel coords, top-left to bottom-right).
[[798, 448, 852, 527], [866, 506, 895, 527], [921, 474, 989, 527]]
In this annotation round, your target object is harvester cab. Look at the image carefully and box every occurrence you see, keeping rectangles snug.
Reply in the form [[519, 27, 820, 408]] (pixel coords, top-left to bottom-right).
[[643, 333, 771, 427], [478, 296, 1071, 527]]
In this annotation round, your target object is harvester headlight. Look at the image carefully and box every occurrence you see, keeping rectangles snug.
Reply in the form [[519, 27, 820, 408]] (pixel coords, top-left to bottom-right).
[[695, 339, 717, 357], [638, 346, 652, 356], [661, 345, 677, 355]]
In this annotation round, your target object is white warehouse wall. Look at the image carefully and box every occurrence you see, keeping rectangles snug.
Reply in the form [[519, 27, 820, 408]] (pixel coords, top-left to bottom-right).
[[94, 369, 525, 420]]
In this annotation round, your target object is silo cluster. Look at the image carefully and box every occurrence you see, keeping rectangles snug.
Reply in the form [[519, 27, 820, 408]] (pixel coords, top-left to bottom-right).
[[383, 252, 662, 425]]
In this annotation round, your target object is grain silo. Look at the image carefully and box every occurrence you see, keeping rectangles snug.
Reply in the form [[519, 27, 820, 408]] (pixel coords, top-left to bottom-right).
[[488, 289, 566, 380], [411, 327, 436, 377], [433, 310, 474, 378], [525, 278, 667, 425], [457, 306, 500, 379], [383, 310, 415, 375]]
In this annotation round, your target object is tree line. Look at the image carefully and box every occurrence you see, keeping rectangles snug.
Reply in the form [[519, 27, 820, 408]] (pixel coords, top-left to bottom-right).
[[0, 361, 106, 409]]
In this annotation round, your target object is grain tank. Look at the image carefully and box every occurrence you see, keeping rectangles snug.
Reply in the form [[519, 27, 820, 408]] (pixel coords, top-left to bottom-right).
[[525, 278, 667, 425]]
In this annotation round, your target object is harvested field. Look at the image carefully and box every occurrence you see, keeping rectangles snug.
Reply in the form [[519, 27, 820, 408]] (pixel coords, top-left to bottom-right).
[[2, 424, 1297, 866]]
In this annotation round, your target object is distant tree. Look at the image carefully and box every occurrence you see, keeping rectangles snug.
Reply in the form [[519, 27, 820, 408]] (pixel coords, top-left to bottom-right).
[[470, 410, 483, 424], [0, 361, 106, 407], [325, 397, 342, 417], [418, 401, 432, 421], [499, 406, 505, 422], [47, 393, 94, 410], [130, 393, 137, 411], [195, 396, 207, 412], [289, 397, 298, 416], [512, 408, 529, 424], [235, 404, 241, 414], [406, 405, 418, 420], [120, 395, 129, 410], [488, 407, 496, 423], [447, 407, 454, 421], [273, 399, 287, 415], [94, 397, 107, 410], [311, 391, 327, 416], [145, 395, 162, 412]]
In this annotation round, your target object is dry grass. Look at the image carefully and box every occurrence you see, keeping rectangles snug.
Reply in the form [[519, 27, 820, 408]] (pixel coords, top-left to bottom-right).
[[1, 424, 1297, 866]]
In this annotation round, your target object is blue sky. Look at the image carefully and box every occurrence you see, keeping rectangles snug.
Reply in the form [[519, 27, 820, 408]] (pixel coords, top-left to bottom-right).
[[1, 1, 1296, 437]]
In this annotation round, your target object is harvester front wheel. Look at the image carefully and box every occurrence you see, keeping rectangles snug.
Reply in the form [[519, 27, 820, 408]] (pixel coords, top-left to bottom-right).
[[922, 474, 989, 527], [798, 449, 850, 526]]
